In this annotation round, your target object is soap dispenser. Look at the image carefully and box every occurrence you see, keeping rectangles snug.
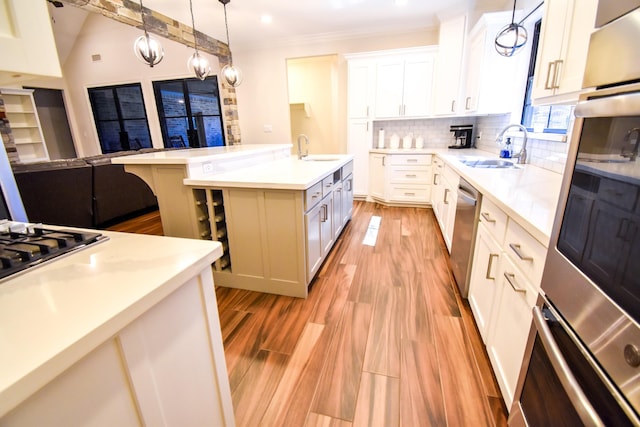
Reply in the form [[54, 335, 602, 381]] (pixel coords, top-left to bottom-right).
[[500, 137, 513, 158]]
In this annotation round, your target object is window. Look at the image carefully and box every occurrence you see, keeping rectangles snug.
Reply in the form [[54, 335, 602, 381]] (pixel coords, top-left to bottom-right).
[[88, 84, 152, 153], [153, 77, 225, 148], [521, 20, 574, 134]]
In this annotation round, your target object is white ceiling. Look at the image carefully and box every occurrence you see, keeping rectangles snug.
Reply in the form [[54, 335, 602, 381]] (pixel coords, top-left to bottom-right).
[[51, 0, 516, 52]]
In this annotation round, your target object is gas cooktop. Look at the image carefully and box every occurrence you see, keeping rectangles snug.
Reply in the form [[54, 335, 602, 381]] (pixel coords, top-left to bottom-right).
[[0, 221, 108, 281]]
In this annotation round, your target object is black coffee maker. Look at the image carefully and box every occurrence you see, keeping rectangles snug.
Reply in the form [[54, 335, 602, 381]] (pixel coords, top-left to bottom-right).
[[448, 124, 474, 149]]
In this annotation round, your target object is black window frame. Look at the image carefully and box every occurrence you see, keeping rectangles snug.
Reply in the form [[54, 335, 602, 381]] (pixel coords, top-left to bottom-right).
[[152, 76, 226, 149], [521, 19, 574, 135], [88, 83, 153, 154]]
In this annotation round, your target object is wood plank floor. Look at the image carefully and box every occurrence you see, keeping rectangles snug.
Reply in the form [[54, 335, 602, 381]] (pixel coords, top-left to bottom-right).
[[109, 202, 508, 426]]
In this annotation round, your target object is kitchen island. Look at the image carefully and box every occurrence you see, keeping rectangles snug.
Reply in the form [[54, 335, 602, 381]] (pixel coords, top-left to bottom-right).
[[113, 145, 354, 298], [0, 230, 234, 426]]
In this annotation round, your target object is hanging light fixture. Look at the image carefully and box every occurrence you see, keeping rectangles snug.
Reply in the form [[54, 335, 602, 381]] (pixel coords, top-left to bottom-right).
[[187, 0, 211, 80], [219, 0, 243, 87], [133, 0, 164, 67], [494, 0, 528, 57]]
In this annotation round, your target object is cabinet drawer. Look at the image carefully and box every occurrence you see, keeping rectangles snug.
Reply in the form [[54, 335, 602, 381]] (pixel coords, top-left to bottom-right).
[[389, 154, 432, 166], [322, 176, 334, 197], [388, 184, 431, 203], [305, 181, 323, 211], [479, 197, 508, 243], [503, 220, 547, 288], [389, 166, 432, 183], [443, 164, 459, 187], [342, 160, 354, 178]]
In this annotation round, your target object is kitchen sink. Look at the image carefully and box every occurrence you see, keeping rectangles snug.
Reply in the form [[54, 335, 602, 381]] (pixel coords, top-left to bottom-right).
[[460, 159, 519, 169]]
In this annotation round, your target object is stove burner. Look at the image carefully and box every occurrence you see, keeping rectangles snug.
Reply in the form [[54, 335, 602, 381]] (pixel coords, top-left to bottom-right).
[[0, 224, 106, 280]]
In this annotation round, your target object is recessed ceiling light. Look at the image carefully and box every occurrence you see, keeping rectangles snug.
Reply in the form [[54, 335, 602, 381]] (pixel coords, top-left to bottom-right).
[[261, 14, 272, 24], [394, 0, 408, 5]]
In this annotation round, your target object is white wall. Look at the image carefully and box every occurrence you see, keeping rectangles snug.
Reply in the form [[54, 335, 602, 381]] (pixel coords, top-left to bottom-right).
[[29, 13, 221, 157], [233, 29, 439, 151]]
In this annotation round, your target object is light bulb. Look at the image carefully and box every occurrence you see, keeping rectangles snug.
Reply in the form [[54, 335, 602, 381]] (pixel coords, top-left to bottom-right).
[[222, 64, 243, 87], [495, 23, 528, 57], [134, 33, 164, 67], [188, 51, 211, 80]]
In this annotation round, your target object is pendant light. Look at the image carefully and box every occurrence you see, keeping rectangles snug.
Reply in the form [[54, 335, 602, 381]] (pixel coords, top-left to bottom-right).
[[187, 0, 211, 80], [219, 0, 243, 87], [494, 0, 528, 57], [133, 0, 164, 67]]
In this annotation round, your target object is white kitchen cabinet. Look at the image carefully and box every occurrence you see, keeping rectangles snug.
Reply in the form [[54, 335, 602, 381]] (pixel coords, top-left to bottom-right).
[[332, 179, 344, 240], [1, 265, 234, 426], [346, 57, 376, 198], [532, 0, 598, 104], [369, 152, 432, 206], [0, 88, 49, 163], [347, 119, 371, 197], [462, 12, 529, 114], [433, 15, 466, 115], [305, 197, 323, 279], [342, 172, 354, 225], [468, 197, 508, 342], [487, 254, 538, 409], [369, 153, 387, 200], [374, 50, 436, 118], [432, 162, 459, 252]]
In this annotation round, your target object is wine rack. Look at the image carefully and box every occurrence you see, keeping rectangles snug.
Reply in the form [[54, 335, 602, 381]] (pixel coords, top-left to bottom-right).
[[192, 188, 231, 272]]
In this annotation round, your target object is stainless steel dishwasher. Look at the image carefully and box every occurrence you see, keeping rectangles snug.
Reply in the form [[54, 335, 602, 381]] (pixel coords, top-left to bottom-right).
[[450, 177, 481, 298]]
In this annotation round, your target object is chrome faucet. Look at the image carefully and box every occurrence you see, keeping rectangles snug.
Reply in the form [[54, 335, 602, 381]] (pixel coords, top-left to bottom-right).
[[621, 128, 640, 161], [496, 124, 528, 164], [297, 134, 309, 159]]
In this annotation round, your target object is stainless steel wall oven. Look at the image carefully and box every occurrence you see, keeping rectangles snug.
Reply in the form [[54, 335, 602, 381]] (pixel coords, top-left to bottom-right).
[[510, 3, 640, 426]]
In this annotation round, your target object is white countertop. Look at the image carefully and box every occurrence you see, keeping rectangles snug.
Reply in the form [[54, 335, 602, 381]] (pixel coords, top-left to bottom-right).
[[372, 148, 564, 245], [0, 230, 222, 417], [111, 144, 293, 165], [184, 154, 354, 190]]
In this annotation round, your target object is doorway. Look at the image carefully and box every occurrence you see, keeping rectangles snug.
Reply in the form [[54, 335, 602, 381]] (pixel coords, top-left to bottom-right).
[[28, 88, 77, 160], [286, 55, 340, 155]]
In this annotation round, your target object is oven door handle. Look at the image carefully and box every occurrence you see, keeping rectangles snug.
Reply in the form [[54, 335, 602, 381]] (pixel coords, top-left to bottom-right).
[[532, 306, 605, 427]]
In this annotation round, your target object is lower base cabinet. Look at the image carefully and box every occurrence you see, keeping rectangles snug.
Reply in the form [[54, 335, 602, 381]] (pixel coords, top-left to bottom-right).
[[369, 152, 432, 205], [2, 269, 234, 426]]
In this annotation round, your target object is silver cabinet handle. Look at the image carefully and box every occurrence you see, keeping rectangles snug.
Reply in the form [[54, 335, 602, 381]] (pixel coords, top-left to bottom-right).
[[485, 253, 499, 280], [451, 100, 456, 112], [545, 61, 556, 90], [532, 306, 605, 427], [481, 212, 496, 223], [406, 174, 417, 178], [382, 156, 385, 166], [503, 272, 526, 294], [404, 192, 416, 196], [465, 96, 471, 110], [321, 204, 328, 222], [552, 59, 563, 89], [406, 158, 418, 163], [444, 188, 450, 204], [509, 243, 533, 261], [433, 173, 439, 185]]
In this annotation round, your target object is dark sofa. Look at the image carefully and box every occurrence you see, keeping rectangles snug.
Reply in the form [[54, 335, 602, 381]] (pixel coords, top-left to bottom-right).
[[11, 150, 161, 229]]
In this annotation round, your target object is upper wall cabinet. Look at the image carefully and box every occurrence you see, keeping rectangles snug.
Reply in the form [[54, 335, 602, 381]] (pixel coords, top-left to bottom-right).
[[462, 12, 529, 115], [532, 0, 598, 104], [374, 49, 436, 119], [347, 60, 376, 119], [433, 15, 467, 115], [0, 0, 61, 85]]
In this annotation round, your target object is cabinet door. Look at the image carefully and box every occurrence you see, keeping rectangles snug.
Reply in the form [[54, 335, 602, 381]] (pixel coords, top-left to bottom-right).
[[402, 55, 435, 117], [431, 164, 445, 226], [333, 181, 344, 240], [463, 28, 484, 113], [487, 256, 538, 408], [348, 60, 376, 119], [320, 193, 334, 255], [369, 153, 387, 200], [532, 0, 570, 99], [433, 15, 466, 115], [468, 223, 502, 343], [347, 119, 371, 197], [443, 181, 457, 252], [305, 203, 323, 280], [375, 59, 405, 118], [342, 174, 354, 224]]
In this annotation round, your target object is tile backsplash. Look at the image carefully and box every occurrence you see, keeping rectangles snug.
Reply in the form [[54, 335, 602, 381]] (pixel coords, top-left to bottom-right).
[[373, 114, 571, 175]]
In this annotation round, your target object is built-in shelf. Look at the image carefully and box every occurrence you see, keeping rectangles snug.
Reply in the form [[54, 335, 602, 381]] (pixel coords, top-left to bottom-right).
[[1, 88, 49, 163]]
